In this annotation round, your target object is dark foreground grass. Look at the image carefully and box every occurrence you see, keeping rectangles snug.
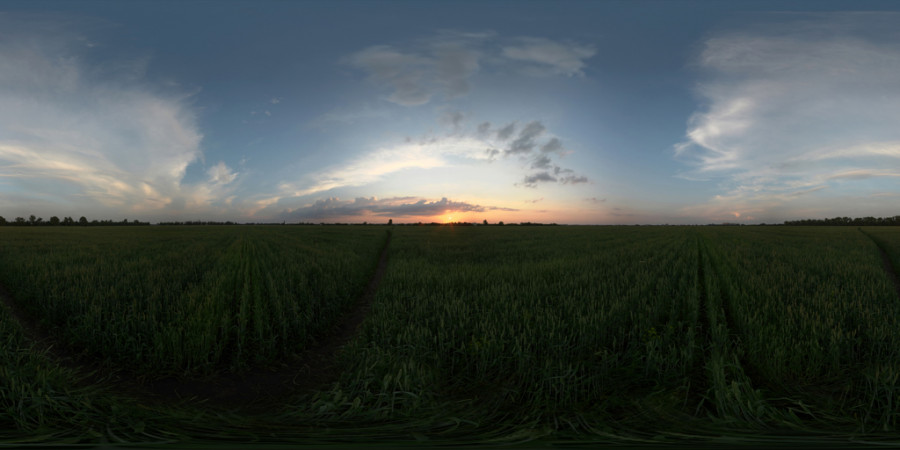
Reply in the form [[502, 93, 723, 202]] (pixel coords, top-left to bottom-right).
[[3, 226, 900, 447]]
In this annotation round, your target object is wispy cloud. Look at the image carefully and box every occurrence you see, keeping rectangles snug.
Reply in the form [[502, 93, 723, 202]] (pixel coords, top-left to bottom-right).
[[501, 37, 596, 77], [276, 136, 486, 199], [0, 14, 238, 218], [345, 45, 435, 106], [345, 32, 595, 106], [274, 115, 588, 205], [676, 13, 900, 219]]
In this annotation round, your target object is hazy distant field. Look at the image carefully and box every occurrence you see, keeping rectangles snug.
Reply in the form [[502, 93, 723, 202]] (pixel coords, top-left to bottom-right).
[[2, 225, 900, 446]]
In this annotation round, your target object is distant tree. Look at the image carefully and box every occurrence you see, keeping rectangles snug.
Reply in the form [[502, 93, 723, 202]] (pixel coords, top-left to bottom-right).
[[14, 217, 25, 226], [35, 217, 44, 226], [498, 221, 504, 226], [0, 216, 5, 226], [49, 216, 60, 226], [483, 219, 488, 225], [79, 216, 88, 226], [62, 216, 74, 226], [28, 215, 36, 226], [388, 219, 393, 225]]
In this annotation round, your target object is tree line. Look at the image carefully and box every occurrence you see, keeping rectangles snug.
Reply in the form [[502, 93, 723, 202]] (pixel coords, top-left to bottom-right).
[[2, 214, 898, 227], [783, 216, 900, 226], [0, 215, 149, 226]]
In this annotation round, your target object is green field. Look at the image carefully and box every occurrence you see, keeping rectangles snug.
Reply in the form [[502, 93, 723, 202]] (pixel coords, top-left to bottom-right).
[[2, 225, 900, 446]]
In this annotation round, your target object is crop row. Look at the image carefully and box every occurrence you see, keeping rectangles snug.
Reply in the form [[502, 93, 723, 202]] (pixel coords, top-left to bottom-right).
[[0, 226, 387, 376], [3, 225, 900, 440]]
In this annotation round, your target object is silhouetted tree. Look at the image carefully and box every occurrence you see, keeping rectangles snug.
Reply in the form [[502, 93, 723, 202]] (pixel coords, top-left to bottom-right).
[[388, 219, 393, 225], [0, 216, 5, 226], [14, 217, 25, 226], [483, 219, 488, 225], [28, 215, 36, 226], [62, 216, 74, 226], [49, 216, 60, 226], [79, 216, 88, 226]]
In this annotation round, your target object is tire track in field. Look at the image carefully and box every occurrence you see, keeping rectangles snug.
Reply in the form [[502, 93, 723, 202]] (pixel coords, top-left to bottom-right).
[[0, 229, 394, 411], [142, 229, 393, 410], [695, 235, 782, 424], [0, 283, 81, 368], [688, 236, 713, 414], [859, 228, 900, 299]]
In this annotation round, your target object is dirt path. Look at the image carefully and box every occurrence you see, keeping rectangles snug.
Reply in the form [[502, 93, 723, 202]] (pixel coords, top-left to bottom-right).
[[0, 283, 79, 366], [859, 229, 900, 299], [0, 230, 393, 412]]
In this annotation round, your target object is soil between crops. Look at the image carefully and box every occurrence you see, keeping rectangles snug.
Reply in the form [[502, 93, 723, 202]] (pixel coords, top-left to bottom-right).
[[0, 230, 393, 412]]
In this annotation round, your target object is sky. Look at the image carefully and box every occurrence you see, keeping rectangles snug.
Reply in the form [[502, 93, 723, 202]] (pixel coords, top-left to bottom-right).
[[2, 0, 900, 224]]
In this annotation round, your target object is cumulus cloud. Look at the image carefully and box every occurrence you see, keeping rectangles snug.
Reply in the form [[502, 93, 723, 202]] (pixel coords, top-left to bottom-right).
[[207, 161, 238, 185], [507, 121, 546, 155], [541, 137, 564, 154], [675, 13, 900, 219], [522, 171, 557, 187], [560, 175, 588, 185], [0, 15, 222, 217], [345, 32, 595, 106], [531, 154, 552, 169], [496, 123, 517, 140], [283, 196, 517, 220]]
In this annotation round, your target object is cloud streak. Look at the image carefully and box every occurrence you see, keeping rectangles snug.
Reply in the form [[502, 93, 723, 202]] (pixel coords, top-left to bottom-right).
[[346, 32, 595, 106], [275, 115, 589, 205], [676, 13, 900, 219], [0, 14, 237, 218], [282, 196, 517, 220], [501, 37, 596, 77]]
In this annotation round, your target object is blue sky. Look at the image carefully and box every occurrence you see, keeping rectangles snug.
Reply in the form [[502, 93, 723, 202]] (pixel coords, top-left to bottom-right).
[[1, 0, 899, 224]]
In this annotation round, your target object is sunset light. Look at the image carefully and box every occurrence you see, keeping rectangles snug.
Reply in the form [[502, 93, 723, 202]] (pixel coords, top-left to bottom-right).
[[5, 2, 900, 447], [1, 1, 899, 226]]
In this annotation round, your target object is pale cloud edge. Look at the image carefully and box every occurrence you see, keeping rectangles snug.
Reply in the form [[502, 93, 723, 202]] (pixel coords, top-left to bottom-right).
[[0, 15, 240, 219], [674, 12, 900, 221]]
